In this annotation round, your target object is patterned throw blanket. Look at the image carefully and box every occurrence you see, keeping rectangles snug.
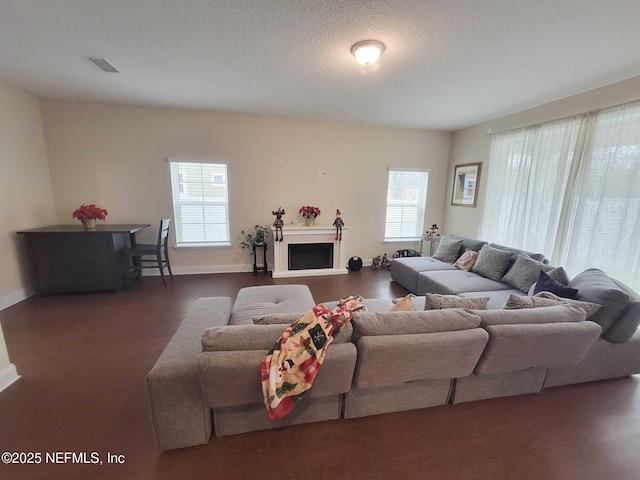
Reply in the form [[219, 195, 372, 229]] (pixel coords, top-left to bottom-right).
[[261, 295, 366, 420]]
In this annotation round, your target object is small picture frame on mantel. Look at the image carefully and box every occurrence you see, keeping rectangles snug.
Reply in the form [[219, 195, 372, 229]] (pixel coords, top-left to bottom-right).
[[451, 162, 482, 208]]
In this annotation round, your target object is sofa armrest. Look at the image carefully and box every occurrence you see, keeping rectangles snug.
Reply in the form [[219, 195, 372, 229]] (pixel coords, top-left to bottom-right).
[[146, 297, 232, 451]]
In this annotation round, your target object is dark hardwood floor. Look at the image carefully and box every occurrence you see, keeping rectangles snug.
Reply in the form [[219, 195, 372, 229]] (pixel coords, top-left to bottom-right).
[[0, 269, 639, 480]]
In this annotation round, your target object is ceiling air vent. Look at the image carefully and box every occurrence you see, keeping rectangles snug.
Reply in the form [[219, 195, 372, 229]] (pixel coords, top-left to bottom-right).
[[87, 56, 120, 73]]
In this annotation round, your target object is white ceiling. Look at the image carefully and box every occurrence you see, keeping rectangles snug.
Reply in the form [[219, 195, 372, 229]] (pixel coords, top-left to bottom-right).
[[1, 0, 639, 131]]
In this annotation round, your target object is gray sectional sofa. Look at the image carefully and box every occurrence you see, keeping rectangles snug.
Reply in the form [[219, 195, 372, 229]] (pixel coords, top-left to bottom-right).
[[147, 276, 640, 451], [390, 234, 550, 308]]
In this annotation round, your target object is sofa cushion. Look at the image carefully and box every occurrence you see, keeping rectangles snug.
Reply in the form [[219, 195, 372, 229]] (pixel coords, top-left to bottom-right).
[[474, 321, 602, 375], [202, 322, 354, 351], [389, 256, 457, 293], [501, 253, 554, 293], [532, 270, 578, 299], [418, 269, 514, 296], [488, 243, 547, 264], [198, 343, 356, 408], [476, 303, 587, 326], [352, 329, 489, 389], [424, 293, 489, 310], [505, 293, 601, 319], [567, 269, 630, 332], [471, 244, 514, 281], [351, 309, 481, 343], [604, 280, 640, 343], [448, 234, 488, 254], [230, 285, 315, 325], [252, 312, 305, 325], [454, 249, 479, 272], [432, 236, 464, 263]]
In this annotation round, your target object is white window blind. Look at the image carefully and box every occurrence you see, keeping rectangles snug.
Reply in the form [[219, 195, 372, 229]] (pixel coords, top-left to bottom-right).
[[384, 168, 430, 241], [169, 161, 230, 246]]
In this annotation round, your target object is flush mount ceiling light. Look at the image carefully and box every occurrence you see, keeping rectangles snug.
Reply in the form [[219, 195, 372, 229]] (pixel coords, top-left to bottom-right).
[[351, 40, 385, 65]]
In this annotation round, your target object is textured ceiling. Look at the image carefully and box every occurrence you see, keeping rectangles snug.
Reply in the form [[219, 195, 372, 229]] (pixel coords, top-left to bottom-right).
[[0, 0, 639, 130]]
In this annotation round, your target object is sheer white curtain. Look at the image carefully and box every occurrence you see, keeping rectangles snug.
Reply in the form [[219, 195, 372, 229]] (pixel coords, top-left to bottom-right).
[[481, 101, 640, 289], [480, 117, 586, 255], [559, 104, 640, 289]]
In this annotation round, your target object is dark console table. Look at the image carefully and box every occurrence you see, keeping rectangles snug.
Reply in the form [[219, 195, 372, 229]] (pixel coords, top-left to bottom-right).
[[17, 224, 150, 295]]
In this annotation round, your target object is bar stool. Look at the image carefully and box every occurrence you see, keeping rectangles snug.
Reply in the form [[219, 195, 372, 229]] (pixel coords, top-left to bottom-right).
[[129, 218, 173, 286]]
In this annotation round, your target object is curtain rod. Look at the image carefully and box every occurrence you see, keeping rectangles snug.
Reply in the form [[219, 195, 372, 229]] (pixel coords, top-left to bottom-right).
[[486, 97, 640, 137]]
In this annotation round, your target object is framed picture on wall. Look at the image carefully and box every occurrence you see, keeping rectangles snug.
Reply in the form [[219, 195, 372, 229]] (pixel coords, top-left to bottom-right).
[[451, 162, 482, 208]]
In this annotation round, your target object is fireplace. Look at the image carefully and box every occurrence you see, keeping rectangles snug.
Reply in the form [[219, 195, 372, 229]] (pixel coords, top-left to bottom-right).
[[271, 225, 348, 278], [288, 243, 334, 270]]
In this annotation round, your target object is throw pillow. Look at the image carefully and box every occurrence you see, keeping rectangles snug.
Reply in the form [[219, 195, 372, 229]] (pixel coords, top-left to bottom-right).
[[454, 248, 479, 272], [253, 312, 305, 325], [547, 266, 571, 285], [432, 236, 464, 263], [504, 294, 563, 310], [390, 294, 416, 311], [505, 293, 600, 319], [425, 293, 489, 310], [471, 244, 514, 281], [501, 253, 554, 293], [488, 243, 547, 264], [528, 266, 571, 295], [534, 292, 601, 319], [532, 270, 579, 299]]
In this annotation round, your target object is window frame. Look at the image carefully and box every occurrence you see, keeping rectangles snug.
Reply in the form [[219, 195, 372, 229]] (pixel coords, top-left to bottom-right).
[[168, 159, 231, 248], [384, 167, 430, 242]]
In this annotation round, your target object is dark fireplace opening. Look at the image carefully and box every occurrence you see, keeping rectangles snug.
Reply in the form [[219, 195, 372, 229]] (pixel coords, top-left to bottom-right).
[[288, 243, 334, 270]]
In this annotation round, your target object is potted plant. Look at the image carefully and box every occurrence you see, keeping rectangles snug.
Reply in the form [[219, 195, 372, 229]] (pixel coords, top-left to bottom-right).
[[72, 204, 108, 230], [299, 205, 321, 226], [240, 225, 270, 255]]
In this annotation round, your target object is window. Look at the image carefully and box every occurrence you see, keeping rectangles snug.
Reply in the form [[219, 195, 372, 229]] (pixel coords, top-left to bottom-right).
[[384, 168, 430, 241], [482, 101, 640, 289], [169, 161, 230, 246]]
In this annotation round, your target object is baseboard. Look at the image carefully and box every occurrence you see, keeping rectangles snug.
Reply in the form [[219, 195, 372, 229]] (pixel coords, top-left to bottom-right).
[[140, 264, 254, 276], [0, 364, 20, 394], [4, 262, 378, 294], [171, 262, 377, 275], [0, 287, 34, 311]]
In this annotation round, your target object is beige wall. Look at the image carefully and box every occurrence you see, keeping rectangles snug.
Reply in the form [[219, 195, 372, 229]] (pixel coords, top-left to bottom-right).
[[40, 100, 451, 271], [444, 75, 640, 238], [0, 83, 56, 371], [0, 326, 9, 370]]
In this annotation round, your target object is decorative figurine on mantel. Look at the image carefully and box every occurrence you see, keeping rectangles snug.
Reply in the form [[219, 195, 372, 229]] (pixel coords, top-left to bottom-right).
[[272, 207, 285, 242], [333, 209, 344, 241], [425, 224, 440, 238]]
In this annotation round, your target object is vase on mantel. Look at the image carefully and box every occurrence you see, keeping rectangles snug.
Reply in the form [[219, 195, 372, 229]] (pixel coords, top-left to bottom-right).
[[304, 217, 315, 227], [81, 218, 97, 230]]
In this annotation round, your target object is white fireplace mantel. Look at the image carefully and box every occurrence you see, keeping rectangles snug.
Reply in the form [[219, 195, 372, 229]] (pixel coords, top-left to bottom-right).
[[271, 225, 349, 278]]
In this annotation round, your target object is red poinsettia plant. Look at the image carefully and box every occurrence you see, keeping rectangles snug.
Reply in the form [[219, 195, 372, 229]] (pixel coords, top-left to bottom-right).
[[72, 204, 108, 221], [299, 205, 321, 218]]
